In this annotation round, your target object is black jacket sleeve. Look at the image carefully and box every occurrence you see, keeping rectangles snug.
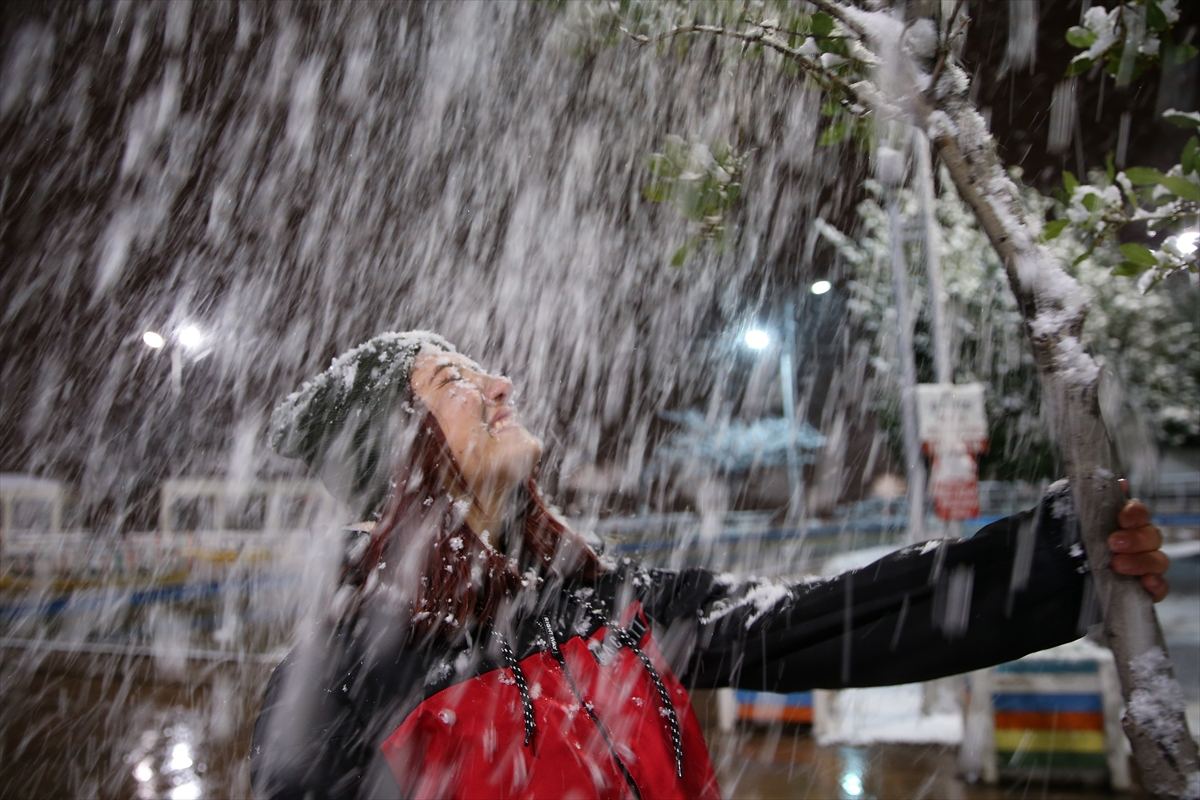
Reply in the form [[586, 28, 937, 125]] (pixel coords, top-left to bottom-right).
[[251, 637, 366, 799], [638, 482, 1095, 692], [249, 629, 407, 800]]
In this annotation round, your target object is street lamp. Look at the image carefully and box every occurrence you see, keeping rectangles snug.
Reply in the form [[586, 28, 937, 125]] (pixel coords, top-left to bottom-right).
[[178, 324, 205, 349], [744, 329, 770, 350], [742, 316, 803, 517], [140, 324, 208, 396]]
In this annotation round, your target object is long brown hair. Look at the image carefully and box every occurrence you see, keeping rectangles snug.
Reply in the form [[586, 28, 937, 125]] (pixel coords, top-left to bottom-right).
[[340, 411, 604, 636]]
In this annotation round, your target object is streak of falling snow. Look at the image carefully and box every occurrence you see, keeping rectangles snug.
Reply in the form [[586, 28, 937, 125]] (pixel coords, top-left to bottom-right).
[[0, 4, 871, 794], [0, 2, 1194, 799], [1004, 0, 1039, 74]]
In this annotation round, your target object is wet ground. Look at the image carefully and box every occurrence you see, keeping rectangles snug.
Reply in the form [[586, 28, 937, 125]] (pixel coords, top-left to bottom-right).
[[1, 645, 1145, 800], [0, 645, 266, 800], [711, 735, 1124, 799]]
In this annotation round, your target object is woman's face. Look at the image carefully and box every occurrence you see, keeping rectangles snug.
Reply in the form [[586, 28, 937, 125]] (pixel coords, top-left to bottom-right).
[[409, 349, 543, 500]]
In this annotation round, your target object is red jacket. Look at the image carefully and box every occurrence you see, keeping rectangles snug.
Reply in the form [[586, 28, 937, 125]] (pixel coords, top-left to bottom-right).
[[382, 605, 717, 799], [251, 488, 1091, 799]]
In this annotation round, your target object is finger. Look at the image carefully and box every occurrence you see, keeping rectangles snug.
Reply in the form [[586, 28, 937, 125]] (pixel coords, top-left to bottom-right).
[[1116, 500, 1151, 530], [1111, 550, 1170, 578], [1142, 574, 1170, 603], [1108, 524, 1162, 553]]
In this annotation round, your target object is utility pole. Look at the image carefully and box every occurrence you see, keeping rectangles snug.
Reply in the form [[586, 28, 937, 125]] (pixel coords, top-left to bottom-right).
[[780, 300, 802, 519], [879, 141, 926, 545]]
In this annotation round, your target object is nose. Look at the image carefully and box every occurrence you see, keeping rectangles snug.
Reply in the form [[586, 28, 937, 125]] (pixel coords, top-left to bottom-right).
[[482, 373, 513, 405]]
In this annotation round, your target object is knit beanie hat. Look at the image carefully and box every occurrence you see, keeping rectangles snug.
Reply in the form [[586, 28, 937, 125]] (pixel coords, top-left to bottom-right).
[[268, 330, 460, 516]]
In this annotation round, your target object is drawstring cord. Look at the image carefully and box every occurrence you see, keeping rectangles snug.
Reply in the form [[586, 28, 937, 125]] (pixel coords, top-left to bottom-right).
[[502, 616, 682, 779], [497, 633, 536, 747], [614, 626, 684, 779]]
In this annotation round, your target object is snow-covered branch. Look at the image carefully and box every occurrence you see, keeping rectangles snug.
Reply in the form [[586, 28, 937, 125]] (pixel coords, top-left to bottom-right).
[[1064, 0, 1193, 85], [585, 0, 1200, 792], [1045, 111, 1199, 291], [620, 19, 859, 101]]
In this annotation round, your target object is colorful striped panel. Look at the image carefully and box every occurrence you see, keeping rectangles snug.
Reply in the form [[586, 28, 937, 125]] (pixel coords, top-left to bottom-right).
[[992, 693, 1103, 713], [735, 690, 813, 723], [994, 710, 1104, 731], [994, 729, 1107, 754], [997, 751, 1110, 770], [738, 704, 814, 723]]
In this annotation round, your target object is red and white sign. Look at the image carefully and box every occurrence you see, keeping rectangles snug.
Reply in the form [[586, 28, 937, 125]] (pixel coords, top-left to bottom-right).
[[917, 383, 988, 521], [930, 442, 981, 520]]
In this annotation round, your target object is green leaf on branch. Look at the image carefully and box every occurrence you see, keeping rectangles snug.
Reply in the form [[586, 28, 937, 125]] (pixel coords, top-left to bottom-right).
[[811, 12, 834, 37], [1112, 260, 1150, 277], [1106, 152, 1116, 184], [1162, 109, 1200, 129], [1066, 56, 1094, 76], [1160, 175, 1200, 202], [787, 13, 813, 36], [1082, 193, 1100, 212], [1040, 220, 1069, 242], [646, 153, 677, 178], [1166, 42, 1199, 68], [818, 120, 850, 147], [1063, 171, 1079, 193], [1146, 2, 1168, 31], [670, 242, 691, 267], [1065, 26, 1097, 49], [640, 136, 748, 266], [1119, 242, 1159, 268], [822, 37, 850, 57], [1125, 166, 1166, 185], [642, 182, 670, 202], [1183, 137, 1198, 175]]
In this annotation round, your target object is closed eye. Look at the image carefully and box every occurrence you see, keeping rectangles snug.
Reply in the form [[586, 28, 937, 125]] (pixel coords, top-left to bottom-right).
[[430, 363, 463, 387]]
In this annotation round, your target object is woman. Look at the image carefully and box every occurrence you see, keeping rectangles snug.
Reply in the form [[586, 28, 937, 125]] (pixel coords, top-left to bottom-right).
[[251, 330, 1170, 800]]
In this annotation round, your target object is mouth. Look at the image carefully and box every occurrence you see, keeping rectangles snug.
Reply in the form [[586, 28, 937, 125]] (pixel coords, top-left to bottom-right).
[[487, 408, 519, 434]]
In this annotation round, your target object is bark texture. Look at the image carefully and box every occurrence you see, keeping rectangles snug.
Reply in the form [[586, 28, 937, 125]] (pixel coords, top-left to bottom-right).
[[930, 82, 1199, 800]]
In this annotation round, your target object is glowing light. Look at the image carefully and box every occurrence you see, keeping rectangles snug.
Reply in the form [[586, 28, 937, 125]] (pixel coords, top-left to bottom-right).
[[132, 759, 155, 782], [178, 325, 204, 349], [167, 742, 193, 771], [744, 329, 770, 350], [170, 781, 202, 800], [143, 331, 165, 349], [1178, 230, 1198, 255], [811, 280, 832, 295], [841, 773, 863, 796]]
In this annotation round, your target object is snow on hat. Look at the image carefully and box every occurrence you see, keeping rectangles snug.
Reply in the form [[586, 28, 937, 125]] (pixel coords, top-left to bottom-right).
[[269, 330, 459, 514]]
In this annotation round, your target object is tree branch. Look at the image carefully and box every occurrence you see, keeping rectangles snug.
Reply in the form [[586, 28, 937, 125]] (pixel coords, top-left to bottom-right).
[[621, 23, 860, 101], [931, 97, 1200, 800], [928, 0, 967, 97]]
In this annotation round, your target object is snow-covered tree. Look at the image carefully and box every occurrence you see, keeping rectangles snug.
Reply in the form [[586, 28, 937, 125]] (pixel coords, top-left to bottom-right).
[[1050, 1, 1199, 288], [573, 0, 1200, 793], [818, 166, 1200, 478]]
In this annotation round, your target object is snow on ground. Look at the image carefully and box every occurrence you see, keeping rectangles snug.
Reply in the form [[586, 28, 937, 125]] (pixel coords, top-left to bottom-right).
[[1157, 594, 1200, 643], [808, 574, 1200, 747], [816, 682, 963, 746], [1156, 592, 1200, 742]]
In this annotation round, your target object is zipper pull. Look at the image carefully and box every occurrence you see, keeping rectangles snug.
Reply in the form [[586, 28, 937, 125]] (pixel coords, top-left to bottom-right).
[[541, 616, 562, 661]]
